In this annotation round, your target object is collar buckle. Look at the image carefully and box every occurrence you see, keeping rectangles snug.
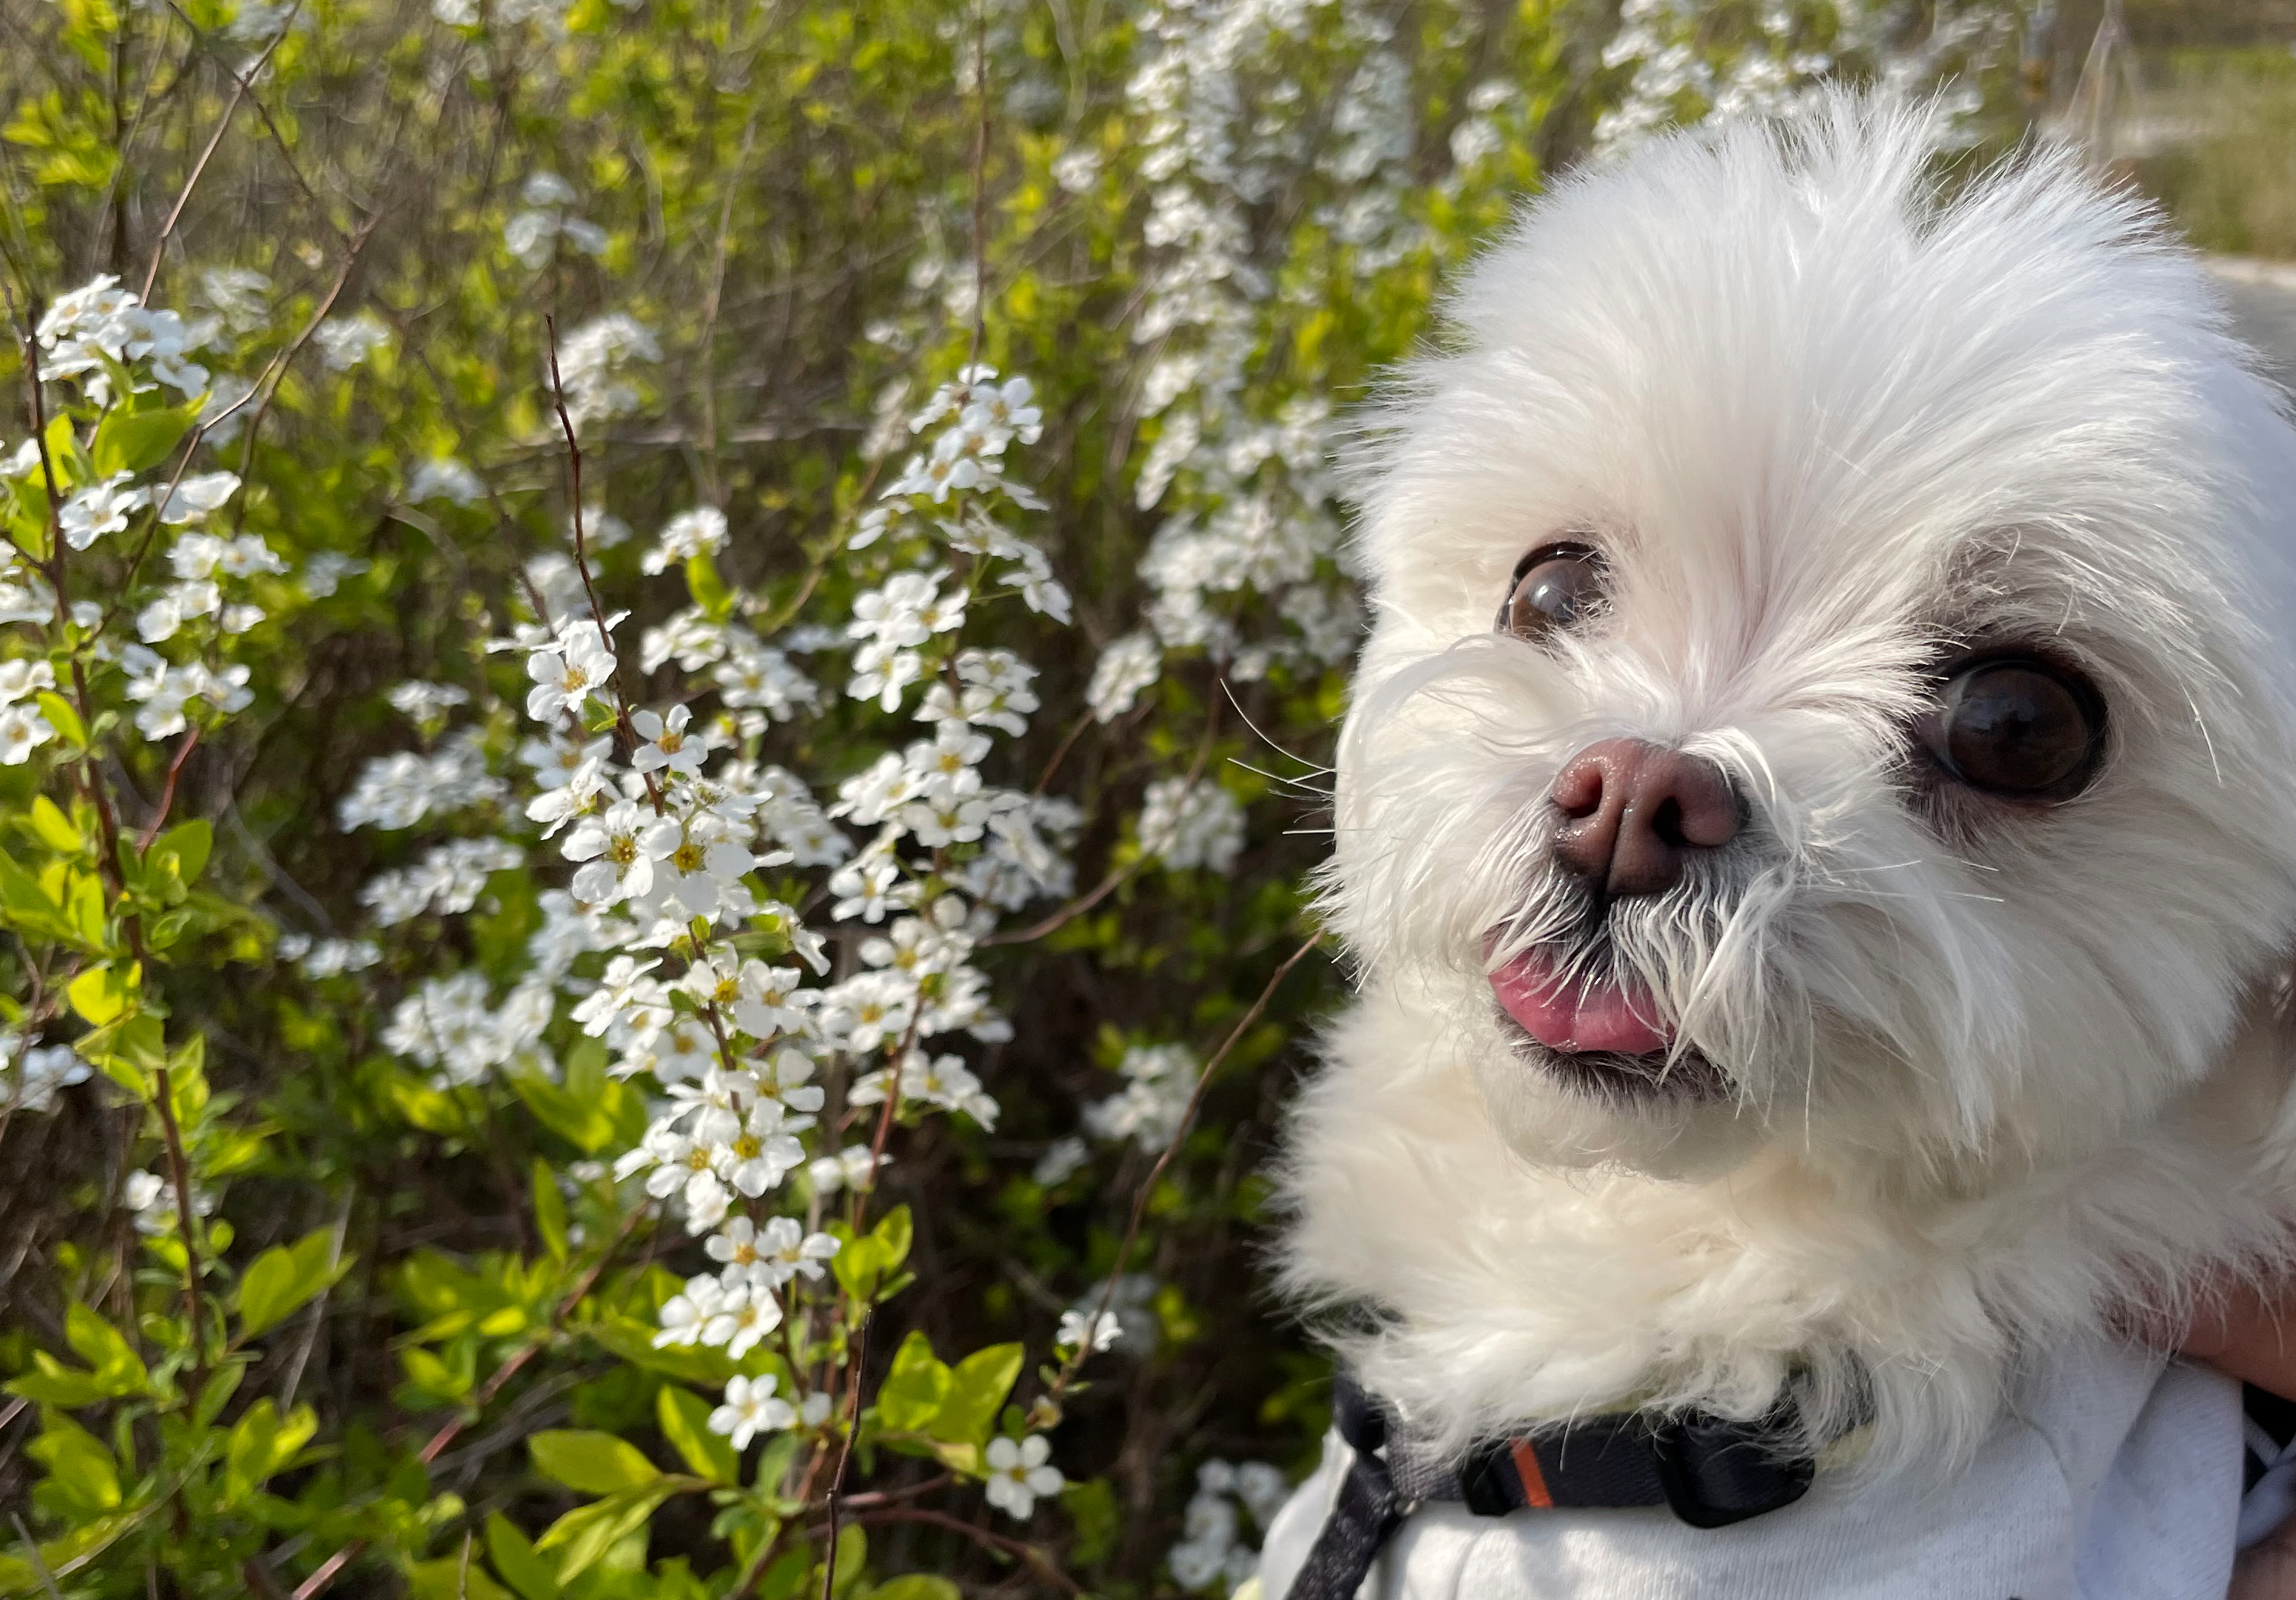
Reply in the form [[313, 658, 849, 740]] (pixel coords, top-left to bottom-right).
[[1651, 1413, 1816, 1528]]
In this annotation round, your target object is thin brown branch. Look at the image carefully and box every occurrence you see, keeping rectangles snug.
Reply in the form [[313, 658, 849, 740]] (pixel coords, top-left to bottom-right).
[[841, 1509, 1083, 1596], [1048, 930, 1323, 1403], [139, 6, 300, 300], [813, 1310, 873, 1600], [135, 727, 202, 850], [543, 315, 663, 815]]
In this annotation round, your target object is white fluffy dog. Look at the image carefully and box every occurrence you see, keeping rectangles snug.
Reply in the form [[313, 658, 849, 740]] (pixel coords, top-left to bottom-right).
[[1258, 96, 2296, 1599]]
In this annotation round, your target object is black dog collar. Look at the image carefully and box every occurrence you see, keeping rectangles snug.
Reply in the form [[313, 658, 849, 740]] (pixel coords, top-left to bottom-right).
[[1288, 1374, 1824, 1600]]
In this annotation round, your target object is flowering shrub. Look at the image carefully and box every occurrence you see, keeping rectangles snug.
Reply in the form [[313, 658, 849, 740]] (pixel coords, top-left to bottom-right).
[[0, 0, 2019, 1595]]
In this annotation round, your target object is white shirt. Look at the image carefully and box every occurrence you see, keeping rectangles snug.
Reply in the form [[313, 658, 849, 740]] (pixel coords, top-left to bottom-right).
[[1257, 1341, 2244, 1600]]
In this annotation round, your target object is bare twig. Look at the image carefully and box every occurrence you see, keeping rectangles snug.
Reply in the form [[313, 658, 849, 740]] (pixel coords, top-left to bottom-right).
[[9, 1513, 64, 1600], [814, 1311, 874, 1600], [1048, 930, 1323, 1403], [841, 1509, 1083, 1596], [140, 6, 300, 300], [136, 728, 202, 849]]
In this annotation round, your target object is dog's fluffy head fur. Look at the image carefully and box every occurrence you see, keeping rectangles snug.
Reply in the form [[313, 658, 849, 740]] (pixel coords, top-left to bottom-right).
[[1281, 95, 2296, 1469]]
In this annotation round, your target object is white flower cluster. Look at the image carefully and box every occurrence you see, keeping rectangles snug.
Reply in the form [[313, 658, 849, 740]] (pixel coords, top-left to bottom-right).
[[135, 512, 275, 643], [0, 279, 285, 758], [38, 274, 210, 405], [406, 456, 486, 507], [123, 1168, 217, 1237], [1083, 1042, 1201, 1152], [1168, 1458, 1292, 1593], [273, 933, 385, 979], [1593, 0, 2016, 156], [338, 729, 506, 831], [1138, 776, 1245, 874], [1095, 0, 1413, 705], [314, 311, 391, 372], [121, 648, 252, 740], [382, 968, 559, 1089], [1, 1032, 90, 1115], [346, 363, 1091, 1518], [556, 313, 660, 430], [501, 171, 610, 269], [359, 837, 524, 926]]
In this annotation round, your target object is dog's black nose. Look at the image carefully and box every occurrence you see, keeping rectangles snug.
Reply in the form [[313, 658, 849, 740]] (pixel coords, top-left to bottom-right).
[[1550, 738, 1741, 898]]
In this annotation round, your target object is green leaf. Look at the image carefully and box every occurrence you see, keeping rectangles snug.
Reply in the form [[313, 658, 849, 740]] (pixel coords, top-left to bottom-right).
[[193, 1359, 247, 1427], [65, 868, 107, 948], [874, 1331, 950, 1433], [78, 1010, 163, 1095], [236, 1226, 343, 1337], [868, 1579, 962, 1600], [148, 818, 212, 886], [0, 849, 67, 937], [6, 1355, 113, 1408], [28, 1411, 120, 1516], [91, 399, 196, 477], [27, 795, 80, 853], [223, 1399, 318, 1502], [871, 1205, 913, 1272], [531, 1159, 567, 1262], [512, 1068, 617, 1154], [533, 1483, 674, 1582], [36, 691, 85, 752], [684, 552, 732, 620], [62, 1303, 146, 1394], [655, 1385, 737, 1485], [65, 964, 131, 1027], [485, 1511, 562, 1600], [830, 1205, 912, 1304], [929, 1343, 1023, 1447], [528, 1430, 660, 1495], [405, 1554, 515, 1600]]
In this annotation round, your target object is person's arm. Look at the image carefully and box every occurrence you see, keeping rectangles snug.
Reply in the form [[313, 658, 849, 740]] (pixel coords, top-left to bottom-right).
[[2183, 1279, 2296, 1396], [2184, 1281, 2296, 1599]]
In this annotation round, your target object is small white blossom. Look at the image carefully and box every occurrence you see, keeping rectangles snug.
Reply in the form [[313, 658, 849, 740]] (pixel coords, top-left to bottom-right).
[[983, 1434, 1064, 1520], [1056, 1307, 1123, 1354], [708, 1373, 797, 1449], [59, 474, 150, 550], [0, 703, 55, 765], [526, 627, 617, 722]]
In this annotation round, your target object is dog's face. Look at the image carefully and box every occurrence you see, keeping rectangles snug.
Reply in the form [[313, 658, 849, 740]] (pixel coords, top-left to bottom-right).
[[1326, 103, 2296, 1181]]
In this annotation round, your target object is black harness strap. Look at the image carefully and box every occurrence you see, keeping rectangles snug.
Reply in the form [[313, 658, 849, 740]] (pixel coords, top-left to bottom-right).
[[1291, 1377, 1405, 1600], [1289, 1375, 1821, 1600]]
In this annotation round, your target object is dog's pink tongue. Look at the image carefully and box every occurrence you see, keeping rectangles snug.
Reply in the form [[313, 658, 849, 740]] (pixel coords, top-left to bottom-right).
[[1491, 952, 1669, 1056]]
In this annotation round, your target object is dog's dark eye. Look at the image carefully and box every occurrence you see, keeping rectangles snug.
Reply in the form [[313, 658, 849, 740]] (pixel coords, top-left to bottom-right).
[[1922, 656, 2106, 800], [1499, 542, 1605, 642]]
